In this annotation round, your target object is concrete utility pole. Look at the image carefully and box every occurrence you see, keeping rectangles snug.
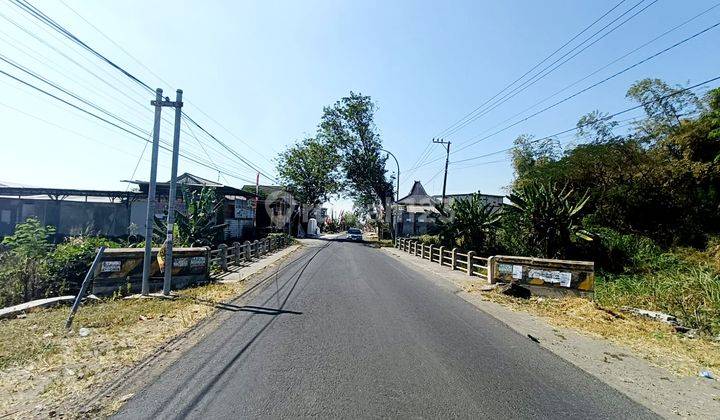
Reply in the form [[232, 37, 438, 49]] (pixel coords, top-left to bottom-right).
[[163, 90, 183, 296], [433, 138, 451, 207], [141, 88, 164, 296]]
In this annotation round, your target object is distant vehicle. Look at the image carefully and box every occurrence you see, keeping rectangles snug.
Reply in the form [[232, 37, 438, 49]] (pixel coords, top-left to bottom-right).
[[346, 228, 363, 241]]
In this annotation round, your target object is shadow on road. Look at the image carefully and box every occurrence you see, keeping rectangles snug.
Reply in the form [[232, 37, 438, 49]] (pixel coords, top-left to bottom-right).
[[176, 294, 303, 315], [136, 241, 332, 419]]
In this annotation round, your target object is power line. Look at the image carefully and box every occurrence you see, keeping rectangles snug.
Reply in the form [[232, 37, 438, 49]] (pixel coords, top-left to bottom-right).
[[407, 22, 720, 174], [8, 0, 278, 181], [182, 115, 232, 185], [10, 0, 153, 92], [0, 96, 154, 162], [442, 0, 658, 140], [0, 53, 151, 136], [0, 67, 255, 182], [451, 20, 720, 155], [0, 8, 228, 161], [181, 113, 278, 183], [57, 0, 173, 92], [446, 115, 646, 172], [450, 75, 720, 165], [0, 51, 221, 168], [449, 2, 720, 152], [407, 0, 646, 177], [56, 0, 277, 168], [0, 9, 153, 113], [125, 141, 149, 192], [434, 0, 631, 139]]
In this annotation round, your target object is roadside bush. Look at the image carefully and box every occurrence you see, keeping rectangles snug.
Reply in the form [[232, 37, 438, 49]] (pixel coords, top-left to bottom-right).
[[0, 248, 50, 307], [47, 236, 120, 296], [0, 218, 55, 306], [581, 227, 667, 273], [707, 236, 720, 272], [267, 232, 293, 245], [504, 182, 592, 259], [591, 229, 720, 335], [414, 234, 440, 246], [596, 266, 720, 335], [0, 218, 120, 307]]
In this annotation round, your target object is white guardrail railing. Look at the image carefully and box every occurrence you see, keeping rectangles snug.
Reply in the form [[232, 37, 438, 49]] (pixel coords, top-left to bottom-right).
[[396, 237, 487, 279], [209, 235, 290, 271]]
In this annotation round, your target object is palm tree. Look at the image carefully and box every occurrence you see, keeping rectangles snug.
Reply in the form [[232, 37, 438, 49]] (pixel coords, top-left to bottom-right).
[[506, 182, 592, 258]]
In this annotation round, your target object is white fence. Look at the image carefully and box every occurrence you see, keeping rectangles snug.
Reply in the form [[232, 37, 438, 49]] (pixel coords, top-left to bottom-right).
[[395, 238, 595, 294], [209, 235, 290, 271], [396, 238, 488, 279]]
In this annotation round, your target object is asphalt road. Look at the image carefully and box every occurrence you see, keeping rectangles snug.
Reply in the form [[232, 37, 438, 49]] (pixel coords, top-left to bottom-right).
[[115, 238, 656, 419]]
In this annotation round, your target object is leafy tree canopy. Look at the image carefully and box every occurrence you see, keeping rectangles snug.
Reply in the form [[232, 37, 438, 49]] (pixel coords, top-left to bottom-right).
[[276, 136, 342, 208], [319, 92, 394, 214]]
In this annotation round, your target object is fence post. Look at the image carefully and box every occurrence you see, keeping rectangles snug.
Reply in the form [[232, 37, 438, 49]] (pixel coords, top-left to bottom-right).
[[438, 246, 444, 265], [487, 256, 496, 284], [243, 241, 251, 261], [466, 250, 475, 276], [233, 242, 241, 265], [428, 244, 434, 262], [451, 248, 457, 270], [253, 240, 259, 258], [421, 243, 426, 259], [205, 246, 211, 275], [219, 244, 228, 271]]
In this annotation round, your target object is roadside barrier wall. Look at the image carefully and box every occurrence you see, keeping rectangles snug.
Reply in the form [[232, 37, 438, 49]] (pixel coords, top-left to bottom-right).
[[92, 235, 291, 295], [395, 238, 594, 295]]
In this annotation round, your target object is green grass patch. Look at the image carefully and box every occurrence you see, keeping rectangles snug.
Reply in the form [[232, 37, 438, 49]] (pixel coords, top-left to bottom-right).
[[596, 262, 720, 335]]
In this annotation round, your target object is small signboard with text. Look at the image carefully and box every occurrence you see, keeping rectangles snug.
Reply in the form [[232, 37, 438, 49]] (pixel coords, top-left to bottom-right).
[[492, 255, 594, 296], [92, 247, 210, 295]]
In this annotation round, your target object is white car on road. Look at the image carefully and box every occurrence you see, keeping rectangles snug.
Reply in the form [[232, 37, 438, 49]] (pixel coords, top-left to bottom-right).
[[345, 228, 363, 241]]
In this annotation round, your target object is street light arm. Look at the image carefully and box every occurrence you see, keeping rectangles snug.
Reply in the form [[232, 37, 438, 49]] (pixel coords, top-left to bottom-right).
[[380, 148, 400, 202]]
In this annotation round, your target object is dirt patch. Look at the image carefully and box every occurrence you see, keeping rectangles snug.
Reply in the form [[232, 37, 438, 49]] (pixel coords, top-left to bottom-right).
[[0, 282, 246, 418], [0, 245, 302, 418], [463, 281, 720, 377]]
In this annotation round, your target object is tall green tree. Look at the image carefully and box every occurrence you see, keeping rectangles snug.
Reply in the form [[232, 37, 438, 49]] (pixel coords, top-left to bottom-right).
[[626, 78, 703, 140], [510, 134, 560, 186], [576, 110, 621, 144], [276, 137, 342, 220], [319, 92, 394, 216]]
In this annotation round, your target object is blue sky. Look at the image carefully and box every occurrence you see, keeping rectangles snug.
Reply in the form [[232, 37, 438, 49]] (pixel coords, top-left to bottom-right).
[[1, 0, 719, 212]]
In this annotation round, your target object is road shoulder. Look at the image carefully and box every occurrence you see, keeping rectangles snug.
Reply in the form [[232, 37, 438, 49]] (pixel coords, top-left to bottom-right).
[[382, 246, 720, 418], [0, 244, 303, 419], [92, 244, 305, 417]]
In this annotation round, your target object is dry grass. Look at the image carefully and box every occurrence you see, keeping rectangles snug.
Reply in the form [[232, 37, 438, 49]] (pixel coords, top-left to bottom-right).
[[0, 281, 245, 418], [463, 282, 720, 376]]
